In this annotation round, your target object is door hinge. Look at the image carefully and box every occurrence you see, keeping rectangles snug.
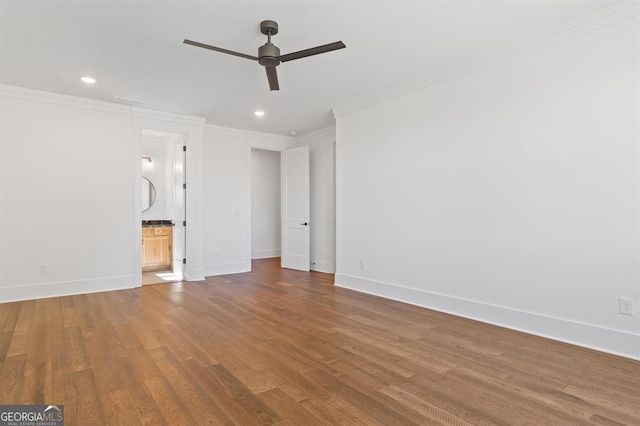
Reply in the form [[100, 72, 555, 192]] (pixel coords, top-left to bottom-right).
[[183, 183, 186, 189], [182, 258, 186, 264], [183, 220, 186, 227], [183, 146, 186, 152]]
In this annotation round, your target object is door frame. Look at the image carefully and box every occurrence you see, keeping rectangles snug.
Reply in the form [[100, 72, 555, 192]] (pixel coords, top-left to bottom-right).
[[132, 111, 206, 286], [249, 148, 283, 263], [138, 130, 187, 284]]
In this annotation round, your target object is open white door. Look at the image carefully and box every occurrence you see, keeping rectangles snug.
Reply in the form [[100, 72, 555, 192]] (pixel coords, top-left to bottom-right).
[[281, 146, 310, 271], [173, 144, 186, 279]]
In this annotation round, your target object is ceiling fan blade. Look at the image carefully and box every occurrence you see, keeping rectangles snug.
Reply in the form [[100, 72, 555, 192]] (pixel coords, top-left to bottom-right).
[[265, 67, 280, 91], [183, 39, 258, 61], [278, 41, 346, 62]]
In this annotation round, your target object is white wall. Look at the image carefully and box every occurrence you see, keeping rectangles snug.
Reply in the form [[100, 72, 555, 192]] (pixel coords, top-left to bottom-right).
[[0, 86, 305, 300], [205, 126, 335, 272], [334, 15, 640, 358], [294, 127, 336, 273], [0, 86, 334, 301], [0, 85, 206, 301], [1, 87, 136, 301], [251, 149, 281, 259], [203, 125, 293, 276]]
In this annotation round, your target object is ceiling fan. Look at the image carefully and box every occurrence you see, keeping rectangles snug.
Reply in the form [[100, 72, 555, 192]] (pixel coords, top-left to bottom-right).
[[183, 20, 346, 91]]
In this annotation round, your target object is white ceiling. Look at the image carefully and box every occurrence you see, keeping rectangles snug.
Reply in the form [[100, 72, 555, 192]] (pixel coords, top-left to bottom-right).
[[0, 0, 624, 136]]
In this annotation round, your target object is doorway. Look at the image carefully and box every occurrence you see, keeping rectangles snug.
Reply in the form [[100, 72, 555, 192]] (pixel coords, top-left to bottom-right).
[[251, 149, 281, 261], [141, 130, 186, 285]]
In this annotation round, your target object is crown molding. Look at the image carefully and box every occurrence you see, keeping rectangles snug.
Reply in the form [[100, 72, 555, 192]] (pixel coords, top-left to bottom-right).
[[130, 106, 205, 126], [334, 1, 640, 119], [0, 84, 206, 126], [205, 123, 294, 144], [204, 123, 252, 137], [0, 84, 131, 115], [294, 126, 336, 144], [243, 129, 293, 145]]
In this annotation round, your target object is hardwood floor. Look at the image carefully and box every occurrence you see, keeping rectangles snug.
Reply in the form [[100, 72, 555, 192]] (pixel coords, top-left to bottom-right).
[[142, 270, 180, 286], [1, 258, 638, 425]]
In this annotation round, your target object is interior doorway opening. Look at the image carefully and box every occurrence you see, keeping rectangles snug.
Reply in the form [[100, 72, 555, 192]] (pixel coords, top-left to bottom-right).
[[251, 148, 282, 261], [141, 129, 186, 285]]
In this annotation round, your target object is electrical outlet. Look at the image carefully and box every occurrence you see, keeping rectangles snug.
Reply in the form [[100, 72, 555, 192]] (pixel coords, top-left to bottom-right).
[[619, 297, 634, 316], [359, 259, 366, 270], [39, 264, 48, 274]]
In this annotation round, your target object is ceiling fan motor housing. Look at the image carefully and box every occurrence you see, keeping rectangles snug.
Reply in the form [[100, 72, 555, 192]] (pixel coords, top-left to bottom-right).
[[259, 43, 281, 66]]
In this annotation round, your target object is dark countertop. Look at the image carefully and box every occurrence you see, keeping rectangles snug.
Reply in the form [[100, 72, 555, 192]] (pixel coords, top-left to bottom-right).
[[142, 220, 174, 227]]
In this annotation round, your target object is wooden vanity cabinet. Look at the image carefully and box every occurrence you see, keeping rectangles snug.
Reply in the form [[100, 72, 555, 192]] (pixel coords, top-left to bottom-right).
[[142, 226, 173, 271]]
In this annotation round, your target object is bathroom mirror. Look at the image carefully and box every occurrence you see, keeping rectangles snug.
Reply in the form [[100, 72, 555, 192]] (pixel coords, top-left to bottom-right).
[[141, 177, 156, 212]]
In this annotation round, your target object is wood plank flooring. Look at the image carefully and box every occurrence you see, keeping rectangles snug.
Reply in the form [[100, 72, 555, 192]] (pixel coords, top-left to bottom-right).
[[142, 270, 180, 286], [1, 257, 639, 425]]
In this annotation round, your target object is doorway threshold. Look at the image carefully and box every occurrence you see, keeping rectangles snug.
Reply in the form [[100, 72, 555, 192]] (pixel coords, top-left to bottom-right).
[[142, 270, 182, 285]]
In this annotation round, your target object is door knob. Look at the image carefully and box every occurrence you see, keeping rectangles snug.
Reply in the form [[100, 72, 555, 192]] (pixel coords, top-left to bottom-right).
[[301, 222, 308, 226]]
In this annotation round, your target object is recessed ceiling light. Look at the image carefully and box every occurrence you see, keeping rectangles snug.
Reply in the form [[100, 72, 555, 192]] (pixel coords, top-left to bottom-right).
[[290, 131, 297, 136], [254, 110, 265, 117], [81, 76, 96, 84]]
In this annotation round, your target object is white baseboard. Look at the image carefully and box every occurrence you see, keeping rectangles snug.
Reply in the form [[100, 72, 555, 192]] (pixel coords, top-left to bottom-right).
[[311, 260, 334, 274], [205, 261, 251, 277], [0, 275, 137, 303], [186, 267, 205, 282], [335, 273, 640, 361], [251, 249, 281, 259]]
